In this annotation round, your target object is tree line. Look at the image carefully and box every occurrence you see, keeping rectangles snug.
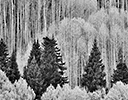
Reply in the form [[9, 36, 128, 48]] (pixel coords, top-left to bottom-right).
[[0, 36, 128, 100], [0, 37, 68, 100]]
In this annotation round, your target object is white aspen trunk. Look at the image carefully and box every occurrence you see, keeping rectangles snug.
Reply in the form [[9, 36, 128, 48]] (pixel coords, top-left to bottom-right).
[[122, 0, 124, 10], [114, 0, 116, 6], [0, 0, 1, 39], [126, 0, 128, 12], [43, 0, 47, 34], [25, 0, 28, 47], [113, 39, 116, 70], [38, 0, 41, 38], [58, 0, 61, 22], [62, 0, 64, 19], [108, 38, 112, 89], [126, 0, 127, 11], [52, 0, 55, 36], [77, 39, 80, 86], [52, 0, 54, 23], [2, 0, 4, 40], [2, 0, 4, 39], [17, 0, 19, 50], [3, 1, 6, 41], [118, 0, 119, 9], [0, 0, 2, 39], [97, 0, 99, 9], [15, 0, 17, 51], [17, 0, 20, 51], [71, 28, 73, 88], [102, 0, 104, 8], [23, 0, 27, 47], [104, 41, 108, 88], [105, 0, 106, 8], [12, 0, 15, 51], [122, 32, 125, 63], [23, 0, 26, 51]]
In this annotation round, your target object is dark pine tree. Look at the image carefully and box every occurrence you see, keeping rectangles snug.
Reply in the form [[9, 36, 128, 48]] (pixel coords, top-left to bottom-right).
[[24, 56, 42, 100], [40, 36, 68, 89], [24, 37, 68, 100], [112, 47, 128, 84], [0, 39, 9, 72], [23, 39, 42, 100], [28, 39, 41, 65], [81, 38, 106, 92], [6, 50, 20, 83]]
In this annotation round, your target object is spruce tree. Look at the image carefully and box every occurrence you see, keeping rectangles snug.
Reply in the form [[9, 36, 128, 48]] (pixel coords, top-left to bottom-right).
[[112, 47, 128, 84], [24, 57, 42, 100], [0, 39, 9, 72], [81, 38, 106, 92], [40, 36, 68, 88], [6, 50, 20, 83], [24, 37, 68, 100], [28, 39, 41, 65], [23, 39, 42, 100]]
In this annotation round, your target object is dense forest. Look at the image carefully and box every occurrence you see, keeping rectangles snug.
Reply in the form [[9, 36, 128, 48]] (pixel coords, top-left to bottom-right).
[[1, 0, 128, 94]]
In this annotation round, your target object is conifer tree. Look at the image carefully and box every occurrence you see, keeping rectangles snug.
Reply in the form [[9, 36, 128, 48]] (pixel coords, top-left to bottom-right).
[[40, 36, 68, 89], [112, 47, 128, 84], [23, 39, 42, 100], [0, 39, 9, 72], [81, 38, 106, 92], [24, 56, 42, 100], [28, 39, 41, 65], [6, 50, 20, 83], [24, 37, 68, 100]]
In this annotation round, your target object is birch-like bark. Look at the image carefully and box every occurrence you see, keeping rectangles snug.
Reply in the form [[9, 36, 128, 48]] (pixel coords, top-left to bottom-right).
[[43, 0, 46, 33]]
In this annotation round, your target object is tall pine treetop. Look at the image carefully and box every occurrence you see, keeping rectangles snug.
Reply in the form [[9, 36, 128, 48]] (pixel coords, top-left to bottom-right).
[[81, 38, 106, 92], [112, 47, 128, 84], [0, 38, 8, 57], [28, 39, 41, 65], [0, 38, 9, 72], [41, 36, 67, 71], [41, 36, 68, 87], [89, 38, 101, 63], [42, 36, 57, 51], [6, 50, 20, 83]]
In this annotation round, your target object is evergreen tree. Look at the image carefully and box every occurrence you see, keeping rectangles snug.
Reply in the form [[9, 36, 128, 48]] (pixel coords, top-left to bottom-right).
[[81, 38, 106, 92], [24, 57, 42, 100], [6, 50, 20, 83], [0, 39, 9, 72], [23, 39, 42, 100], [40, 36, 68, 89], [112, 47, 128, 84], [24, 37, 68, 100], [28, 39, 41, 65]]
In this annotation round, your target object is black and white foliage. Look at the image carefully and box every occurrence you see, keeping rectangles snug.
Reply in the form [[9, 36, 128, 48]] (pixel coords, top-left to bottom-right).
[[0, 0, 128, 99]]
